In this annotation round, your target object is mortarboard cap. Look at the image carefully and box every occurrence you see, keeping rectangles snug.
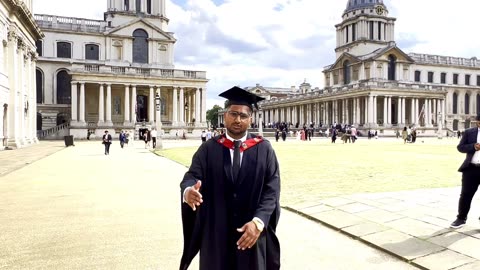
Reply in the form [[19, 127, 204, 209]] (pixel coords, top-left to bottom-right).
[[219, 86, 265, 110], [476, 114, 480, 121]]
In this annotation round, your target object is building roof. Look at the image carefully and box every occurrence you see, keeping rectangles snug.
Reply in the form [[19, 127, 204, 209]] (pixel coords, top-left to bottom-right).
[[244, 84, 294, 95], [344, 0, 385, 13]]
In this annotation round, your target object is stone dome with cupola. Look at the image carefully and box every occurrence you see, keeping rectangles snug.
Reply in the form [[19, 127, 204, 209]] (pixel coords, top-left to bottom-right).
[[334, 0, 395, 58]]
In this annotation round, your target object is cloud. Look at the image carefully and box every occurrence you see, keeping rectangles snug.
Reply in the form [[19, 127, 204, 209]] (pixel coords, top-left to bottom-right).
[[33, 0, 480, 110]]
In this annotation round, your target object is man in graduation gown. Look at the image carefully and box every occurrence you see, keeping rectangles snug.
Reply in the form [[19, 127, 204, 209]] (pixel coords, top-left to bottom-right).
[[180, 87, 281, 270]]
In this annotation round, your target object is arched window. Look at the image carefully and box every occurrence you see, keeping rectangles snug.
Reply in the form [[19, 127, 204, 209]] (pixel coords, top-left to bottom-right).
[[85, 44, 99, 60], [465, 94, 470, 114], [57, 42, 72, 58], [147, 0, 152, 14], [36, 69, 43, 104], [56, 70, 71, 104], [343, 60, 351, 85], [387, 55, 396, 80], [453, 92, 458, 114], [133, 29, 149, 64]]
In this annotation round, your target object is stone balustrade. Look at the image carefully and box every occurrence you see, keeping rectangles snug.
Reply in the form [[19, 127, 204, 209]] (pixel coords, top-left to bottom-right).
[[71, 63, 207, 79]]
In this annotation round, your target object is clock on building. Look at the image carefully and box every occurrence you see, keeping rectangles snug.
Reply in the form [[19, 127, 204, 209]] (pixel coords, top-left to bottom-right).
[[375, 5, 384, 15]]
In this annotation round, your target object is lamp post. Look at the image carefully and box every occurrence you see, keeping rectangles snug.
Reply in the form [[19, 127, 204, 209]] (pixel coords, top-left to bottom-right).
[[155, 93, 163, 149], [437, 112, 443, 139], [184, 102, 189, 125], [258, 108, 263, 136]]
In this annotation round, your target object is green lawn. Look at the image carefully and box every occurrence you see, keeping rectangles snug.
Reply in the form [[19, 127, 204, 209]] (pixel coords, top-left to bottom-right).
[[156, 138, 463, 205]]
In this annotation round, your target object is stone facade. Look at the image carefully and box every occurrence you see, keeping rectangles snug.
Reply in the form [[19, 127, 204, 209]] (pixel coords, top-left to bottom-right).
[[233, 0, 479, 136], [35, 0, 208, 139], [0, 0, 43, 149]]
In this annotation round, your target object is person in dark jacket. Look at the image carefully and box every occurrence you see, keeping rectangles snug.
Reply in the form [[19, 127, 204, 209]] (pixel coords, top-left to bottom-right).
[[180, 86, 281, 270], [102, 130, 112, 155], [451, 115, 480, 228]]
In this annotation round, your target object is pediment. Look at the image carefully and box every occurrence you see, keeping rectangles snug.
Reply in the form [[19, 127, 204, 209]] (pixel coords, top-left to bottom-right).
[[370, 46, 414, 63], [326, 53, 362, 71], [106, 19, 176, 41]]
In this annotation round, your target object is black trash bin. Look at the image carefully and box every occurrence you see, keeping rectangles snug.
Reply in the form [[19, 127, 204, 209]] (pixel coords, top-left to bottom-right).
[[64, 135, 74, 147]]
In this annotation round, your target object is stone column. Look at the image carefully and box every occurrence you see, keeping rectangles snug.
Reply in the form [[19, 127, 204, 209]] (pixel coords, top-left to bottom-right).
[[201, 88, 207, 123], [360, 63, 366, 80], [124, 85, 130, 125], [131, 85, 137, 124], [373, 96, 378, 125], [415, 99, 420, 125], [368, 95, 374, 125], [98, 84, 105, 125], [71, 81, 78, 122], [105, 83, 112, 126], [401, 97, 406, 125], [387, 96, 392, 125], [383, 96, 388, 126], [397, 97, 401, 126], [179, 87, 185, 125], [6, 31, 19, 147], [79, 82, 86, 124], [410, 98, 415, 125], [425, 99, 431, 127], [194, 88, 201, 126], [173, 87, 178, 125], [149, 86, 155, 124]]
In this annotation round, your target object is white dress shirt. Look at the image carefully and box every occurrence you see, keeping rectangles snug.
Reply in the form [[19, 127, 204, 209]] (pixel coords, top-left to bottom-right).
[[471, 129, 480, 164]]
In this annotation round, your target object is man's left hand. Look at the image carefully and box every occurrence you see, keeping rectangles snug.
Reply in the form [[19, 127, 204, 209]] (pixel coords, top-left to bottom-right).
[[236, 221, 261, 250]]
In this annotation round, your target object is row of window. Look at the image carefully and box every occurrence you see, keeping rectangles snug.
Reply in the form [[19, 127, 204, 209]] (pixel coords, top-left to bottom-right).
[[35, 29, 150, 63], [452, 93, 480, 114], [414, 71, 480, 86]]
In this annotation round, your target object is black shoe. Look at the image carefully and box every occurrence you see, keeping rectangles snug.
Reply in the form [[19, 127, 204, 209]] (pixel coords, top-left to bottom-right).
[[450, 218, 466, 229]]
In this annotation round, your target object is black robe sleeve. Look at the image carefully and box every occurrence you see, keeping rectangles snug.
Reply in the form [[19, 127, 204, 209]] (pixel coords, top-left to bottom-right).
[[254, 141, 281, 227], [179, 142, 208, 270]]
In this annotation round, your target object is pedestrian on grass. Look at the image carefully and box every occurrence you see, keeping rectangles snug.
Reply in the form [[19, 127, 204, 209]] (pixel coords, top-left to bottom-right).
[[180, 86, 281, 270]]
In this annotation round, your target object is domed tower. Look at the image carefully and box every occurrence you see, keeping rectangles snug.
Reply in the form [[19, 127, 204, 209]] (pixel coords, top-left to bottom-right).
[[105, 0, 169, 30], [335, 0, 396, 59]]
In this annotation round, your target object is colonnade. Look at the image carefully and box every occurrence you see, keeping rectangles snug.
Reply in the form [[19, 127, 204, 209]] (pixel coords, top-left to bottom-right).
[[253, 95, 446, 128], [70, 81, 207, 127], [1, 28, 38, 148]]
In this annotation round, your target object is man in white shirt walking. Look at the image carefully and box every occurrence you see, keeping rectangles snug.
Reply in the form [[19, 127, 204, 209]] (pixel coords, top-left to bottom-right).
[[150, 129, 158, 148]]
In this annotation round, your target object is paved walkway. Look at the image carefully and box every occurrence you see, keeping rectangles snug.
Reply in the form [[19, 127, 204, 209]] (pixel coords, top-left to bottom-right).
[[0, 141, 66, 176], [290, 187, 480, 270], [0, 140, 416, 269]]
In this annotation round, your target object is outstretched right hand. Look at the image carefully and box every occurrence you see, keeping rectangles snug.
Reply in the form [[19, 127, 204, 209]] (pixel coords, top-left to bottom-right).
[[186, 181, 203, 211]]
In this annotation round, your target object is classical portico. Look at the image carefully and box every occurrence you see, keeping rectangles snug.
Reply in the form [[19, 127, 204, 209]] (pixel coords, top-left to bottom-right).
[[68, 73, 207, 138]]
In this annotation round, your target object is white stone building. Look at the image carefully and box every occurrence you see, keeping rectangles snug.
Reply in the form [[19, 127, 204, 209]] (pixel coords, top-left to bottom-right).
[[0, 0, 43, 149], [35, 0, 208, 139], [251, 0, 480, 135]]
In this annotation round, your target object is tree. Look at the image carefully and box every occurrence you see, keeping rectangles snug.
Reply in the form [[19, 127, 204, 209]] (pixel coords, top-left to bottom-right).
[[206, 104, 223, 128]]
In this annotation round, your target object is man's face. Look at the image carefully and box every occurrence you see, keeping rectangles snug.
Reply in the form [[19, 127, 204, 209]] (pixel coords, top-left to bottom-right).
[[476, 121, 480, 128], [225, 104, 252, 139]]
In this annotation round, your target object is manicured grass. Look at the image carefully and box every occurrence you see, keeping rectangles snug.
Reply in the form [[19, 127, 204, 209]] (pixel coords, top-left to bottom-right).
[[156, 138, 463, 205]]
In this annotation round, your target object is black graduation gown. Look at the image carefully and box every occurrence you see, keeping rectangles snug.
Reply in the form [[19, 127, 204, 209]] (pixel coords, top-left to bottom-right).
[[180, 134, 281, 270]]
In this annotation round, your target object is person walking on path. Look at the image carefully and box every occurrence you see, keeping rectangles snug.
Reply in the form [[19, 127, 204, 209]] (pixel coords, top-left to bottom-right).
[[119, 131, 126, 149], [451, 114, 480, 228], [151, 129, 158, 148], [180, 86, 281, 270], [102, 130, 112, 155]]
